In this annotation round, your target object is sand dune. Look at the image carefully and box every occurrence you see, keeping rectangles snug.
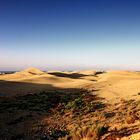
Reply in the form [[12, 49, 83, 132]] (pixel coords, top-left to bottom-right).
[[92, 70, 140, 101], [0, 68, 140, 139], [0, 68, 140, 102], [0, 67, 46, 81], [0, 68, 93, 96]]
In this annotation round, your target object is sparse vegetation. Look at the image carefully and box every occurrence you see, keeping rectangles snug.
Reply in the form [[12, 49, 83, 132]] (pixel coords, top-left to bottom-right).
[[59, 124, 108, 140], [0, 88, 140, 139], [0, 89, 87, 112]]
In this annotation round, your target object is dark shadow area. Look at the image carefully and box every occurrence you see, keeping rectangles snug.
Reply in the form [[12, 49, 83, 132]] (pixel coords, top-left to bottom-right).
[[48, 72, 87, 79], [28, 71, 44, 75], [0, 80, 57, 97], [0, 87, 88, 112], [0, 80, 106, 140], [103, 112, 115, 118], [94, 71, 106, 77]]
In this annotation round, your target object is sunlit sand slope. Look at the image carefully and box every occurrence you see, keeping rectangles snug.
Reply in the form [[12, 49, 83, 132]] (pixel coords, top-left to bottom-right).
[[93, 71, 140, 100]]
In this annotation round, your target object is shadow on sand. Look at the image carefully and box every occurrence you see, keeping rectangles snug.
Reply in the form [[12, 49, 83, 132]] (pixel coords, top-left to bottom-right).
[[0, 80, 106, 140], [48, 72, 87, 79], [0, 80, 58, 97]]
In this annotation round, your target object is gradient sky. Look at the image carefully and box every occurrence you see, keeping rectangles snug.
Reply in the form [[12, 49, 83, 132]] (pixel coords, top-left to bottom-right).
[[0, 0, 140, 71]]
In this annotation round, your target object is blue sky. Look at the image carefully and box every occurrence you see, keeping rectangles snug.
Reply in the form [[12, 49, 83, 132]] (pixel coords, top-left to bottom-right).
[[0, 0, 140, 71]]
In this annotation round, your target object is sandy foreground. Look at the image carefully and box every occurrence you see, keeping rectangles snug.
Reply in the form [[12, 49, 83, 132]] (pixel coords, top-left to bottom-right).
[[0, 68, 140, 139]]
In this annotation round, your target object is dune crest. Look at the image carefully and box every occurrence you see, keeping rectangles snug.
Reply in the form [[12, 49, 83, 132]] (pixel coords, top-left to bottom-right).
[[20, 67, 45, 75], [0, 67, 45, 81]]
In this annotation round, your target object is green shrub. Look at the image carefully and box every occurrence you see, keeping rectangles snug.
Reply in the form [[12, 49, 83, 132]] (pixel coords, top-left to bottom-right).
[[65, 98, 85, 110]]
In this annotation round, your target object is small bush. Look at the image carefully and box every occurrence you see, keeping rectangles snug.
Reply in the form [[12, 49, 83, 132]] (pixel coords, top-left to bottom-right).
[[65, 98, 85, 110]]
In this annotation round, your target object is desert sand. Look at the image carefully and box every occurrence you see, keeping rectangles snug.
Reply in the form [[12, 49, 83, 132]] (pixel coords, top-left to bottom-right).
[[0, 68, 140, 101], [0, 68, 140, 139]]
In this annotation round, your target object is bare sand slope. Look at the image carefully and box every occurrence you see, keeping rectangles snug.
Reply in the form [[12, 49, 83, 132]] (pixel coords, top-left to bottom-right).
[[93, 71, 140, 101]]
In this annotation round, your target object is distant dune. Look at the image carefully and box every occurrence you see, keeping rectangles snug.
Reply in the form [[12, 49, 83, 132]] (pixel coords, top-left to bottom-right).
[[0, 67, 46, 81], [0, 68, 140, 102], [76, 70, 97, 75]]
